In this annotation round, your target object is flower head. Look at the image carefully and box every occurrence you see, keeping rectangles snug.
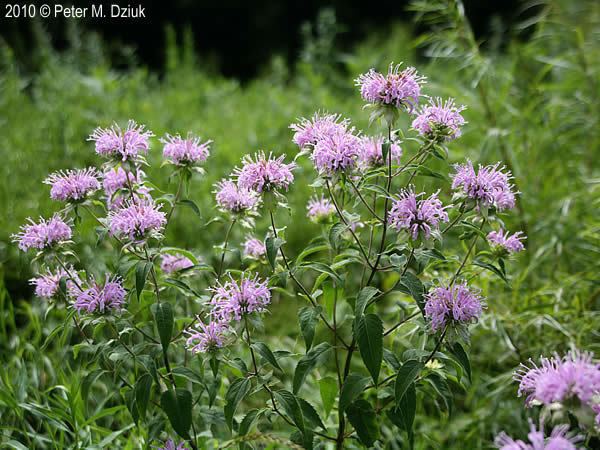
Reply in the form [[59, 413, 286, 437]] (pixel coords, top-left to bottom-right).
[[424, 282, 484, 332], [185, 319, 228, 354], [155, 439, 190, 450], [44, 168, 100, 202], [451, 160, 516, 211], [235, 152, 296, 193], [306, 195, 335, 223], [214, 179, 259, 214], [311, 128, 362, 175], [13, 215, 72, 252], [412, 97, 466, 141], [161, 253, 194, 274], [102, 167, 142, 197], [88, 120, 153, 161], [488, 229, 526, 253], [514, 350, 600, 409], [243, 237, 266, 259], [108, 199, 166, 242], [355, 63, 425, 111], [495, 420, 582, 450], [290, 113, 349, 149], [210, 273, 271, 322], [389, 189, 449, 240], [73, 275, 126, 314], [357, 136, 402, 169], [30, 267, 81, 299], [161, 134, 211, 166]]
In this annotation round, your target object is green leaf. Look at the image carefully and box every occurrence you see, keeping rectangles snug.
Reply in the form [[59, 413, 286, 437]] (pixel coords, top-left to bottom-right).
[[160, 388, 192, 439], [356, 314, 383, 383], [239, 409, 261, 437], [135, 373, 153, 418], [448, 342, 471, 381], [273, 390, 304, 433], [153, 302, 174, 352], [396, 273, 425, 314], [162, 247, 200, 265], [81, 369, 106, 409], [425, 373, 453, 413], [388, 382, 416, 438], [251, 342, 283, 372], [298, 306, 321, 351], [473, 260, 510, 285], [328, 222, 346, 250], [177, 199, 202, 217], [135, 261, 153, 300], [354, 286, 379, 319], [339, 373, 370, 412], [295, 244, 329, 265], [163, 277, 199, 296], [293, 342, 331, 394], [382, 141, 391, 162], [298, 262, 342, 285], [265, 236, 284, 269], [298, 397, 325, 430], [318, 377, 337, 417], [346, 399, 379, 447], [224, 377, 252, 430], [395, 360, 423, 409]]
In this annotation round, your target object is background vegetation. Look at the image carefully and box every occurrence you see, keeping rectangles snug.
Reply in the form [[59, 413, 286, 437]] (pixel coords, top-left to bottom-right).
[[1, 0, 599, 448]]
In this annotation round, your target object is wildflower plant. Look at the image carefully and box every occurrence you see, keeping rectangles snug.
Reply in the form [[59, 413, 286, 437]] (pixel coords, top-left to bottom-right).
[[16, 64, 537, 449]]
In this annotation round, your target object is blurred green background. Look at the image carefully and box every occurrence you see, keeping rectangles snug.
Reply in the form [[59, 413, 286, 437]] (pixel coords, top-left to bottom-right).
[[1, 0, 599, 448]]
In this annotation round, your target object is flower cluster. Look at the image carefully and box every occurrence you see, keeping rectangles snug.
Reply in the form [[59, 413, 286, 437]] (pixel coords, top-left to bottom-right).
[[102, 167, 142, 197], [306, 195, 335, 223], [412, 98, 466, 141], [108, 199, 166, 241], [12, 215, 72, 252], [495, 420, 582, 450], [73, 275, 126, 314], [235, 152, 296, 193], [44, 168, 100, 202], [210, 273, 271, 322], [514, 350, 600, 425], [161, 134, 211, 166], [389, 189, 449, 240], [290, 113, 349, 149], [88, 120, 153, 161], [355, 63, 425, 112], [357, 136, 402, 169], [243, 237, 266, 259], [214, 179, 259, 214], [29, 267, 81, 299], [161, 253, 194, 274], [155, 439, 190, 450], [488, 229, 526, 254], [311, 128, 362, 175], [452, 161, 516, 211], [424, 283, 484, 332], [185, 319, 228, 354]]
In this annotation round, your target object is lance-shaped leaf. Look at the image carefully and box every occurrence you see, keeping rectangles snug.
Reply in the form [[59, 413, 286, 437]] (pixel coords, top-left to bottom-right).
[[346, 399, 379, 447], [224, 377, 252, 430], [355, 313, 383, 383], [160, 388, 192, 439], [293, 342, 331, 394], [395, 360, 423, 409]]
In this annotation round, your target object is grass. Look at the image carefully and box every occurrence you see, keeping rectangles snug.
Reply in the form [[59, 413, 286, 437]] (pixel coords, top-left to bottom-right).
[[1, 0, 599, 448]]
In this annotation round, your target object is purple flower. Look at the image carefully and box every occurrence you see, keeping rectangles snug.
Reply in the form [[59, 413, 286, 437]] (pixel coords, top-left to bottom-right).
[[357, 136, 402, 169], [214, 179, 259, 214], [235, 152, 296, 193], [108, 199, 166, 242], [243, 237, 266, 259], [412, 97, 466, 141], [102, 167, 141, 197], [495, 420, 582, 450], [29, 267, 81, 299], [13, 215, 72, 252], [389, 189, 449, 240], [161, 253, 194, 274], [44, 168, 100, 202], [514, 350, 600, 409], [306, 195, 335, 223], [73, 275, 126, 314], [290, 113, 349, 149], [155, 439, 190, 450], [355, 63, 425, 111], [424, 282, 484, 332], [451, 160, 516, 211], [185, 319, 228, 354], [210, 273, 271, 322], [311, 128, 362, 175], [161, 134, 211, 166], [488, 229, 526, 253], [88, 120, 153, 161]]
